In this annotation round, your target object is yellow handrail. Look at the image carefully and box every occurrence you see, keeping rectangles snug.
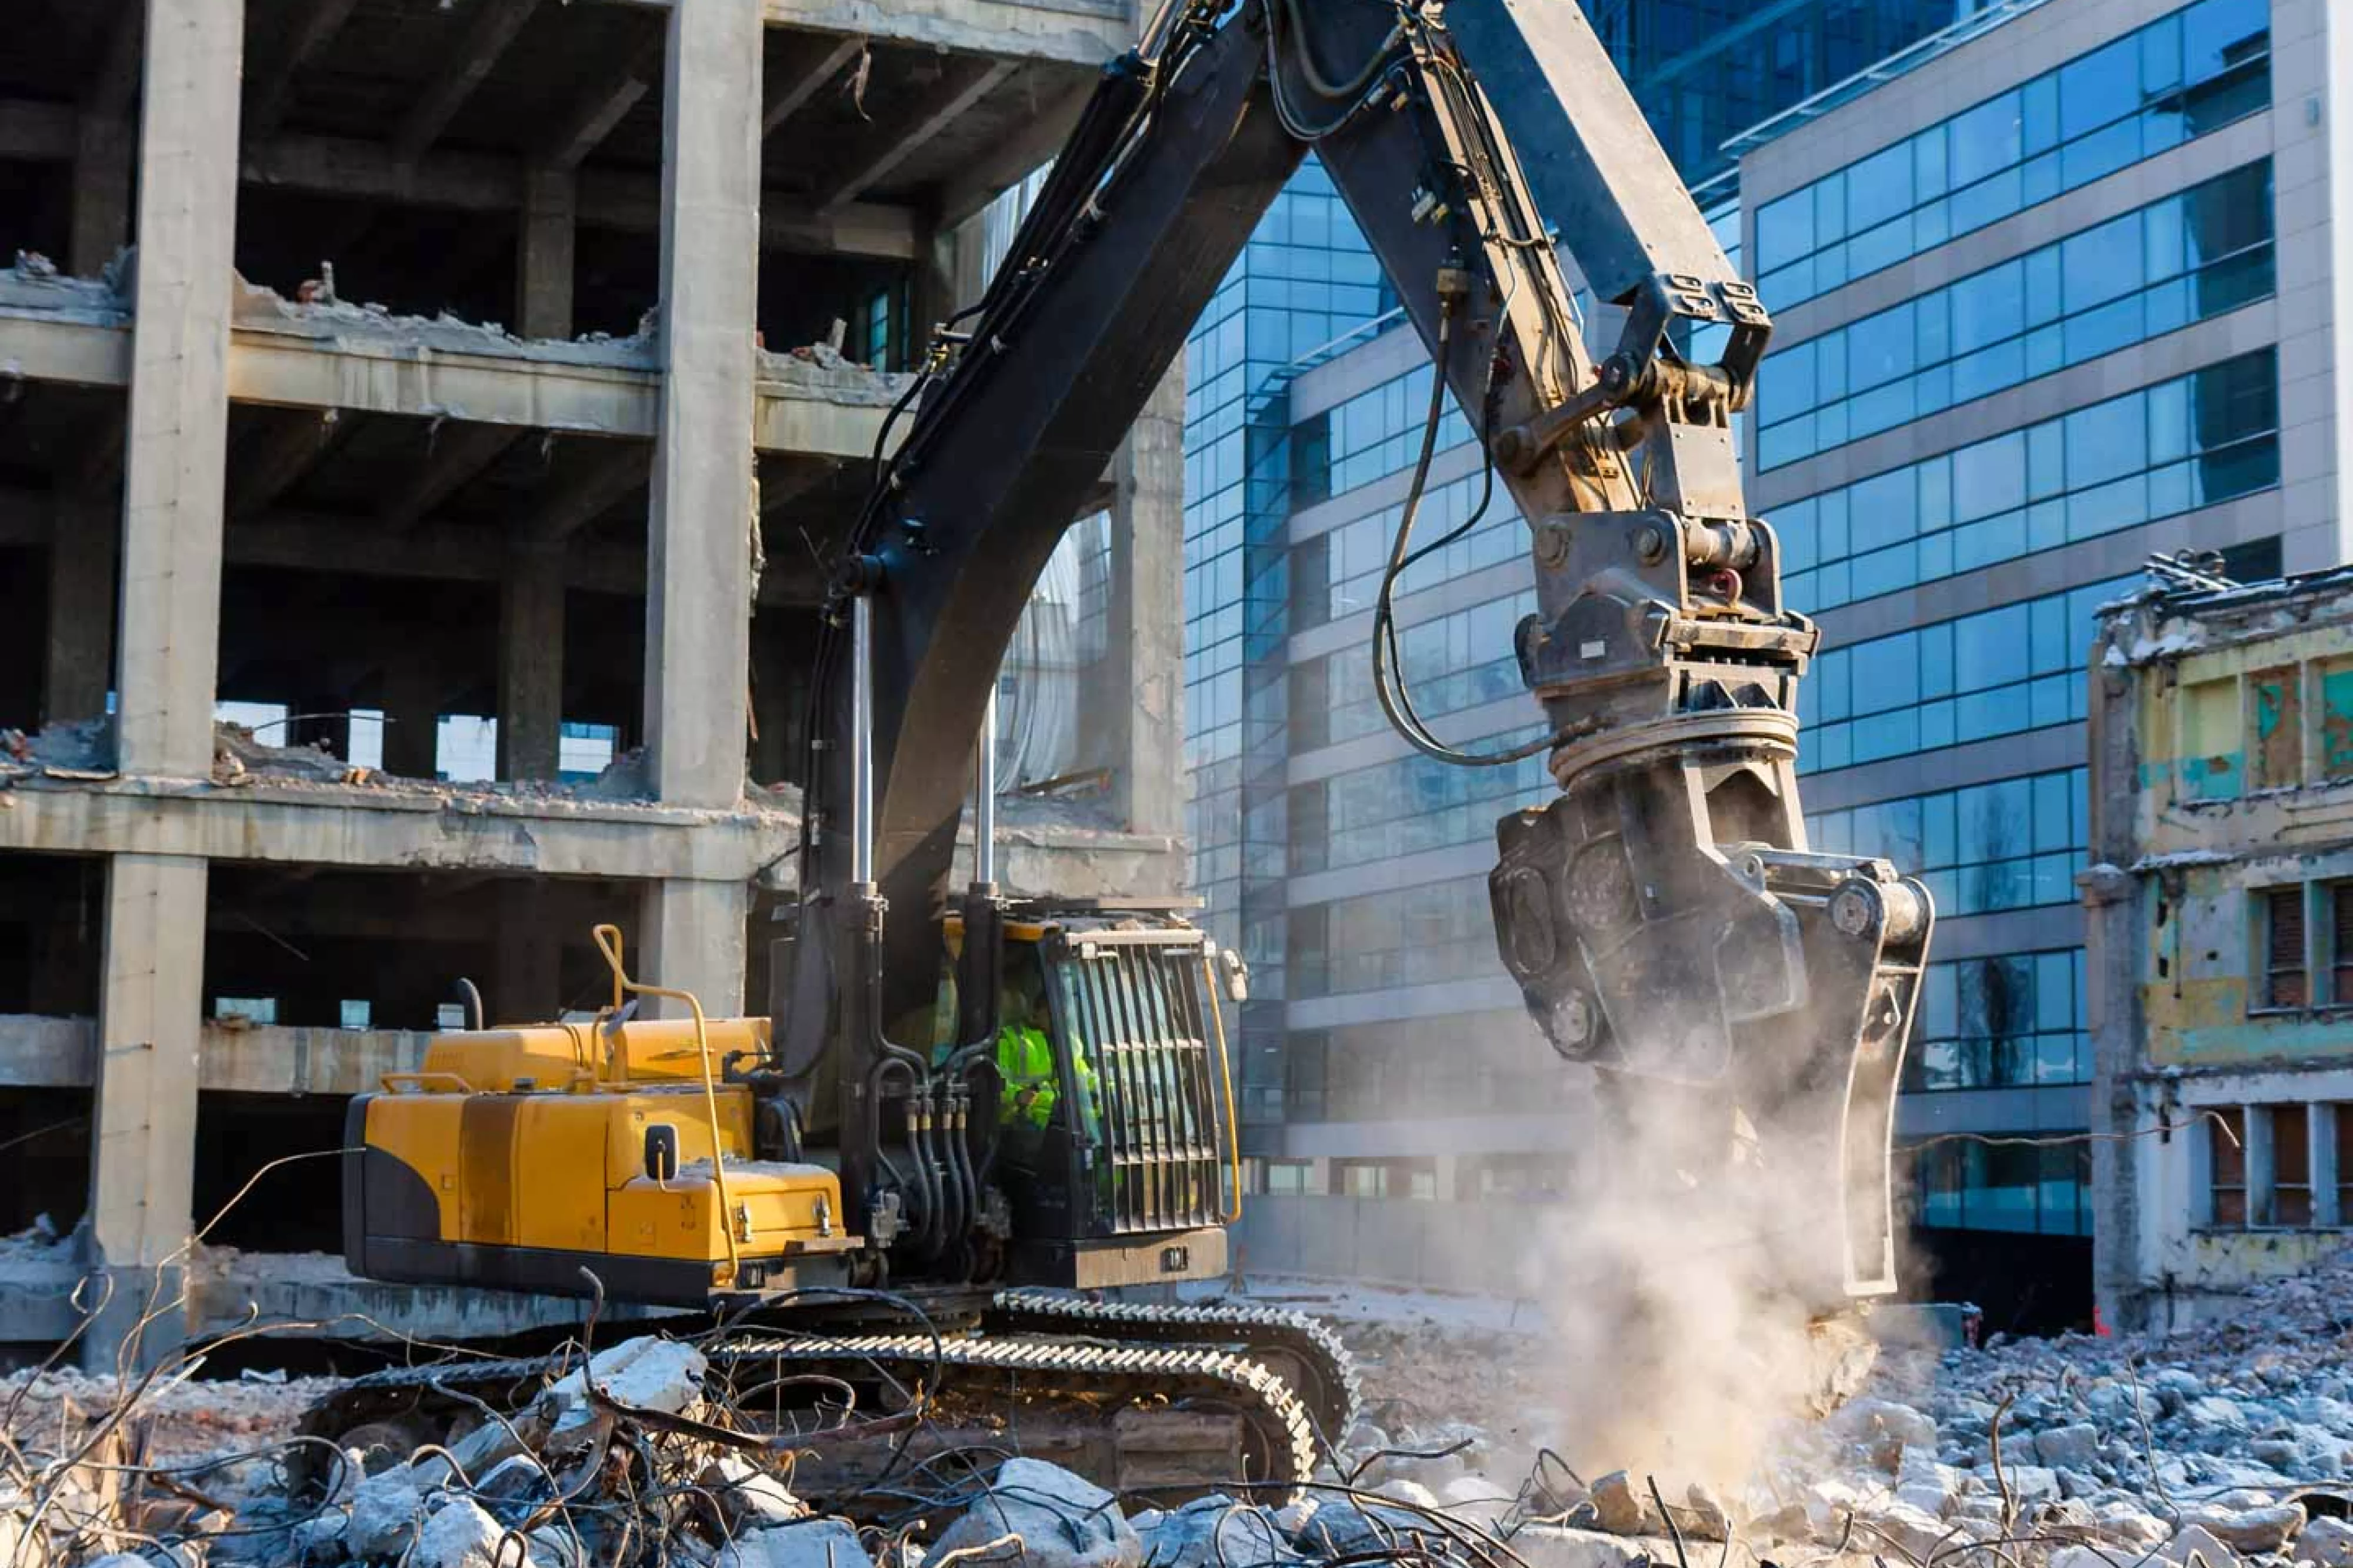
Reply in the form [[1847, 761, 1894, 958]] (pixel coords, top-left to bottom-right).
[[380, 1070, 476, 1094], [591, 923, 744, 1285], [1199, 949, 1244, 1225]]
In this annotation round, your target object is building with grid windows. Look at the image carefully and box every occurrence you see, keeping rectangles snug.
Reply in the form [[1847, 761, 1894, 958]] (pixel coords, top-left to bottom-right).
[[1737, 0, 2309, 1325], [1182, 4, 1992, 1276], [2085, 572, 2353, 1332], [1586, 0, 1968, 191]]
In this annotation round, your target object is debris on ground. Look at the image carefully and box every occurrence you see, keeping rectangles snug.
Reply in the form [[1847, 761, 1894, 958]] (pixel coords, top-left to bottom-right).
[[1309, 1247, 2353, 1568], [5, 1250, 2348, 1568]]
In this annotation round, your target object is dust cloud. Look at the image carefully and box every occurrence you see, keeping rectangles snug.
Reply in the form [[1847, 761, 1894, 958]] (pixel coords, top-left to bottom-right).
[[1506, 1076, 1846, 1496]]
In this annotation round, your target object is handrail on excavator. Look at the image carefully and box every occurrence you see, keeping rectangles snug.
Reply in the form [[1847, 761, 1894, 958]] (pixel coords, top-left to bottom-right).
[[590, 923, 745, 1286]]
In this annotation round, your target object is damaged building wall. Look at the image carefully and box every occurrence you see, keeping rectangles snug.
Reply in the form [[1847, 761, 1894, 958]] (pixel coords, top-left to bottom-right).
[[2089, 569, 2353, 1332], [0, 0, 1182, 1361]]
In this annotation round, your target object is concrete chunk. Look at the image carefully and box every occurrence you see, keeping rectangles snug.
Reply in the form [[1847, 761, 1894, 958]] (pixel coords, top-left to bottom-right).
[[2298, 1515, 2353, 1567], [717, 1518, 871, 1568], [415, 1497, 525, 1568], [931, 1458, 1141, 1568], [348, 1468, 422, 1560], [541, 1336, 706, 1427]]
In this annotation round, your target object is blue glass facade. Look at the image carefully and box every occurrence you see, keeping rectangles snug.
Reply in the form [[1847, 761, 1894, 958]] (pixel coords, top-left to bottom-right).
[[1757, 159, 2275, 469], [1808, 768, 2089, 918], [1907, 949, 2091, 1093], [1181, 159, 1390, 1120], [1777, 349, 2280, 612], [1797, 578, 2132, 773], [1754, 0, 2271, 307], [1582, 0, 1961, 188]]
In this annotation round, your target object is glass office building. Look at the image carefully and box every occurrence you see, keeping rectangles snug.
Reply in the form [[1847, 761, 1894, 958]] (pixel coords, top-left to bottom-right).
[[1585, 0, 1964, 189], [1738, 0, 2294, 1324], [1175, 0, 2317, 1302]]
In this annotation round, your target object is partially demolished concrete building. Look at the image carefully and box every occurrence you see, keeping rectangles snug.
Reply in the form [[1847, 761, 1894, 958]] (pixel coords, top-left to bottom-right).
[[0, 0, 1180, 1356], [2088, 568, 2353, 1331]]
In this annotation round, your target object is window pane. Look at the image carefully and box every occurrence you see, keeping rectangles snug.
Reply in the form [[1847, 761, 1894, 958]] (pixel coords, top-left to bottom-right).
[[2058, 38, 2141, 141], [1951, 94, 2024, 188]]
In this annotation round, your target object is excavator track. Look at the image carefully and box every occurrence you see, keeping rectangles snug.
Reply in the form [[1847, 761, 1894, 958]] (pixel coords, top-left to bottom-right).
[[984, 1290, 1359, 1447], [715, 1327, 1318, 1499], [292, 1327, 1317, 1509]]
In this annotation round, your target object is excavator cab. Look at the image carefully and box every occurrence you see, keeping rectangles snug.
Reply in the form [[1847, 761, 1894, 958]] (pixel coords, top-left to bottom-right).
[[942, 906, 1242, 1290]]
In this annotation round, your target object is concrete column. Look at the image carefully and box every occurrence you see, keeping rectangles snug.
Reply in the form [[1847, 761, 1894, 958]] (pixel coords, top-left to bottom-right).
[[1085, 362, 1187, 838], [84, 853, 207, 1370], [115, 0, 244, 779], [644, 0, 761, 810], [641, 879, 748, 1020], [381, 663, 441, 779], [71, 113, 135, 280], [44, 493, 117, 725], [493, 880, 559, 1025], [516, 166, 577, 342], [908, 222, 957, 366], [498, 545, 565, 782]]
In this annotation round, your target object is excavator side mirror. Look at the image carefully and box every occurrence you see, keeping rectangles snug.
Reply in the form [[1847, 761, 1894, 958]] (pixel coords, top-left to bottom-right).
[[1218, 946, 1250, 1004], [644, 1125, 679, 1182]]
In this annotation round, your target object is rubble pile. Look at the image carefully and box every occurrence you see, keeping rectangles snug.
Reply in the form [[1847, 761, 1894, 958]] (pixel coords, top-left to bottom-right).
[[5, 1254, 2349, 1568], [1321, 1250, 2353, 1568]]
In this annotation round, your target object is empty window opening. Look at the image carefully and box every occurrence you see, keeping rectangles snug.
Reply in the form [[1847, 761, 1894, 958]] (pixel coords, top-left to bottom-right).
[[2209, 1106, 2248, 1226], [2332, 884, 2353, 1006], [2266, 1104, 2313, 1227], [2263, 888, 2307, 1009]]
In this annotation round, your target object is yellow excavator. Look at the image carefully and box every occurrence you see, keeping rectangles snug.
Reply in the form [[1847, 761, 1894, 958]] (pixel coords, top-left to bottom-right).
[[317, 0, 1935, 1499]]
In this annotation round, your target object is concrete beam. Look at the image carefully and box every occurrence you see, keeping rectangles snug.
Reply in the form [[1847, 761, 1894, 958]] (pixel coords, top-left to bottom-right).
[[0, 100, 76, 161], [0, 484, 823, 605], [226, 406, 344, 521], [0, 780, 802, 883], [524, 440, 652, 544], [379, 422, 525, 533], [228, 327, 659, 441], [239, 129, 918, 258], [762, 0, 1128, 67], [0, 1016, 432, 1096], [116, 0, 243, 781], [815, 57, 1016, 213], [0, 1251, 691, 1346], [244, 0, 359, 139], [0, 309, 132, 389], [394, 0, 544, 166], [932, 73, 1092, 230], [0, 312, 907, 458], [646, 0, 761, 810], [762, 35, 864, 138], [544, 38, 662, 171]]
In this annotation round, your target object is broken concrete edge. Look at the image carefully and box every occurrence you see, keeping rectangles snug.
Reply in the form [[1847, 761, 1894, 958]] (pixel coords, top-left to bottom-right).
[[115, 265, 929, 396], [2095, 563, 2353, 668], [0, 1246, 696, 1345], [0, 259, 920, 403]]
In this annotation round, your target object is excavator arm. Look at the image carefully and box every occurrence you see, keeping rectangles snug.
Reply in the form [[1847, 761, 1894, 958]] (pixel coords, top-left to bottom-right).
[[779, 0, 1934, 1312]]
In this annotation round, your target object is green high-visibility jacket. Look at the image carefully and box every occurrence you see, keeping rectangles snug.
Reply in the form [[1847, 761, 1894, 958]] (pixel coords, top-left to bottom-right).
[[997, 1023, 1058, 1127]]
